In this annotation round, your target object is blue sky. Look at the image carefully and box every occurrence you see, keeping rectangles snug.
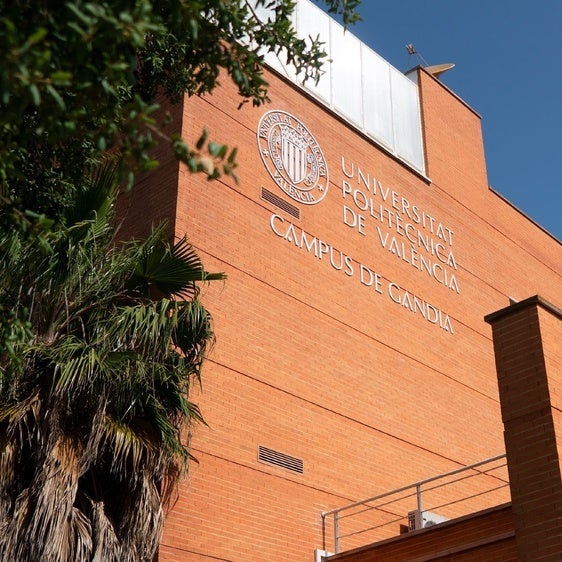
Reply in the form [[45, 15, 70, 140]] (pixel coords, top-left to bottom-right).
[[323, 0, 561, 240]]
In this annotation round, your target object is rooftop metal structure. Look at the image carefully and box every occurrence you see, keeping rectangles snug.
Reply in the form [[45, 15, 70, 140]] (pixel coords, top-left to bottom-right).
[[321, 454, 509, 554]]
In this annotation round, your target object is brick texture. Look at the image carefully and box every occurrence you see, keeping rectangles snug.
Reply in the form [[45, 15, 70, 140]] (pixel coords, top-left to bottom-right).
[[486, 297, 562, 561], [119, 62, 562, 561]]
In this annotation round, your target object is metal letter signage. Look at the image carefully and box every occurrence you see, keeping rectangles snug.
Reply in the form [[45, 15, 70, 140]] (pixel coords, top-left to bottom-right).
[[257, 110, 328, 205]]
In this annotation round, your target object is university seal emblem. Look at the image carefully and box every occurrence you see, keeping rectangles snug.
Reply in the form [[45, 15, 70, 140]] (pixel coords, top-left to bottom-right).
[[257, 110, 328, 205]]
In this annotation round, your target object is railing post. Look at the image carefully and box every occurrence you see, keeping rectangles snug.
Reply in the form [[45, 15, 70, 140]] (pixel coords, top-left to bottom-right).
[[334, 511, 339, 554], [416, 483, 423, 515]]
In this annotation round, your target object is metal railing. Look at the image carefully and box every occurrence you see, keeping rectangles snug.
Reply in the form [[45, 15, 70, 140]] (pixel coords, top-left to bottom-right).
[[321, 454, 509, 554]]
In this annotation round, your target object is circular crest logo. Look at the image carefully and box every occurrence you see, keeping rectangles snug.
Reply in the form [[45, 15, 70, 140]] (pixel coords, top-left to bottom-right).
[[257, 110, 328, 205]]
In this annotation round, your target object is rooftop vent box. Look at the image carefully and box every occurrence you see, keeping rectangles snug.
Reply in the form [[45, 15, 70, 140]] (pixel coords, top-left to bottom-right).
[[408, 509, 449, 531], [314, 549, 333, 562]]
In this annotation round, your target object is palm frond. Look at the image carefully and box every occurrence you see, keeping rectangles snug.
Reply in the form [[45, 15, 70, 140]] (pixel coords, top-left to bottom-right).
[[49, 339, 102, 393], [64, 161, 118, 237], [0, 161, 222, 561], [172, 299, 214, 362], [100, 416, 156, 477], [118, 469, 163, 562], [130, 231, 225, 299], [58, 507, 93, 562], [5, 436, 82, 562], [90, 500, 121, 562]]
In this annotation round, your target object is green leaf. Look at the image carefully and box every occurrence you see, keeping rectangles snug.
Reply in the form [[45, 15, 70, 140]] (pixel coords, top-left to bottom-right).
[[66, 2, 94, 26], [46, 84, 66, 110], [195, 128, 208, 150], [29, 83, 41, 106], [50, 71, 73, 85], [21, 27, 48, 52], [208, 142, 226, 158], [227, 147, 238, 164]]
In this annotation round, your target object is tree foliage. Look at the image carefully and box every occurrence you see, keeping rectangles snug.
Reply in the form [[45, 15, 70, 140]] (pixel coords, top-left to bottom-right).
[[0, 0, 360, 215], [0, 0, 361, 559], [0, 167, 225, 561]]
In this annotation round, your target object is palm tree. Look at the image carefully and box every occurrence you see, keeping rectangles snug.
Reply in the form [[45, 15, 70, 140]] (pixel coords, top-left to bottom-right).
[[0, 165, 224, 562]]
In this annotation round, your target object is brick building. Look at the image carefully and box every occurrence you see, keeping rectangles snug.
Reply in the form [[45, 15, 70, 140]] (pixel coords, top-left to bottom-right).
[[328, 295, 562, 561], [121, 2, 562, 560]]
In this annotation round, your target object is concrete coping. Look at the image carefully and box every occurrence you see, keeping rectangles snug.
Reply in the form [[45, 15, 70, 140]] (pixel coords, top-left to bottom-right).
[[484, 295, 562, 325]]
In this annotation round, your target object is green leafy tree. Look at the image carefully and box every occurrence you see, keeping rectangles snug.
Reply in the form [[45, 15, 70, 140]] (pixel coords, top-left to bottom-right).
[[0, 1, 361, 560], [0, 0, 360, 213]]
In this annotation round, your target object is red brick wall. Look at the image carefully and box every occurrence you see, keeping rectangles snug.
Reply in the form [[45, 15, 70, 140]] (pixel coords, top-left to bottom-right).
[[117, 97, 184, 241], [138, 63, 562, 561], [486, 297, 562, 560]]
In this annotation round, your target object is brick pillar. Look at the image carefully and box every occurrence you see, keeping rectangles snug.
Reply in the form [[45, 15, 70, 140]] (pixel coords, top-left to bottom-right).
[[485, 296, 562, 561]]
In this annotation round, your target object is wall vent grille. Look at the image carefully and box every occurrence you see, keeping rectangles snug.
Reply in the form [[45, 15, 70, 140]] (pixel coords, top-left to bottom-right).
[[258, 446, 304, 474], [260, 187, 300, 219]]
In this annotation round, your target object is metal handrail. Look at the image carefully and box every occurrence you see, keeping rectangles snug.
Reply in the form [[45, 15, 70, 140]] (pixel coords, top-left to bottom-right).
[[321, 454, 507, 553]]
